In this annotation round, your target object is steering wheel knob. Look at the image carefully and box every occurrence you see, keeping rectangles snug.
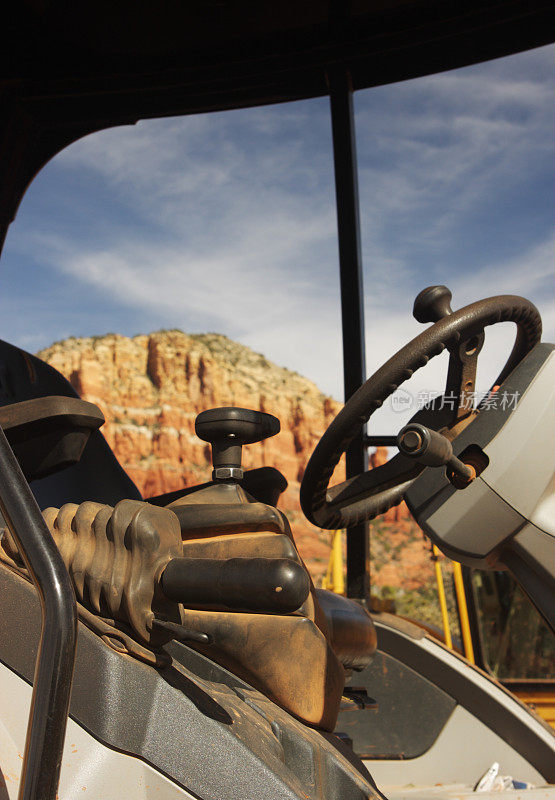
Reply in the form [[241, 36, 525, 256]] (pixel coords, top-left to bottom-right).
[[413, 285, 453, 323]]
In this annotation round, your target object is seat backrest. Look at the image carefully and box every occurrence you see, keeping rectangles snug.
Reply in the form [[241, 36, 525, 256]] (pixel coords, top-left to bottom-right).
[[0, 339, 141, 508]]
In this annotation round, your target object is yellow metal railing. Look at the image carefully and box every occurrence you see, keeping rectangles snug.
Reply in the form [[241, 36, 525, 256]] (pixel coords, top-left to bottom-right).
[[452, 559, 475, 663], [432, 545, 474, 662], [321, 526, 476, 664], [432, 544, 453, 649], [321, 530, 345, 595]]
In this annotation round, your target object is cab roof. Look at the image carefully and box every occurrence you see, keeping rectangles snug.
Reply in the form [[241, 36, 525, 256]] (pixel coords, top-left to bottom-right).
[[1, 0, 553, 246]]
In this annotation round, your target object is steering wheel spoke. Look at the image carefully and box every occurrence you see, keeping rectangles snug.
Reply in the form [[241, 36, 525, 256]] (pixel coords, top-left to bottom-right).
[[327, 453, 422, 508], [444, 330, 485, 423]]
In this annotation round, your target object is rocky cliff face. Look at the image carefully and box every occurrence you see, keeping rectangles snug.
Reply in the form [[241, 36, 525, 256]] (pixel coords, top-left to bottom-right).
[[38, 330, 425, 586]]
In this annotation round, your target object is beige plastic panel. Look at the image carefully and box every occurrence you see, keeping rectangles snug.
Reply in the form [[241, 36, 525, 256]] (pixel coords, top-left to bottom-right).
[[365, 704, 546, 789], [483, 350, 555, 534], [0, 662, 195, 800], [363, 635, 553, 789]]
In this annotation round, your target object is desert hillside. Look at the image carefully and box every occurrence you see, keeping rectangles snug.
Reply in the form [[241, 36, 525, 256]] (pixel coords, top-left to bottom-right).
[[38, 330, 444, 612]]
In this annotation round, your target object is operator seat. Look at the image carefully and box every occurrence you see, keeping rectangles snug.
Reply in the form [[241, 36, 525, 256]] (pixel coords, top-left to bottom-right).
[[0, 339, 142, 508]]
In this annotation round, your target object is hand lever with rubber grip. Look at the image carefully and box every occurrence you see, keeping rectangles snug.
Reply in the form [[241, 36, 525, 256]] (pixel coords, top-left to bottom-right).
[[397, 423, 475, 486], [160, 556, 310, 613]]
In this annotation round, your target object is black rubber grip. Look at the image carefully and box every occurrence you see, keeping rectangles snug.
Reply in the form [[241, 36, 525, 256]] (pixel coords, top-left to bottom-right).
[[195, 407, 280, 446], [397, 424, 453, 466], [160, 557, 310, 614]]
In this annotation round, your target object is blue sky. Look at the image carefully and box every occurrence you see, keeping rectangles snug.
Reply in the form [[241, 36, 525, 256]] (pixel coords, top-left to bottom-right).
[[1, 43, 553, 431]]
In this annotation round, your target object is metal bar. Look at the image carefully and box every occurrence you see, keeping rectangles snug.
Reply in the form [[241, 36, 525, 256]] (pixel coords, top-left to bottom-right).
[[329, 67, 369, 602], [460, 565, 487, 671], [432, 546, 453, 649], [331, 530, 346, 596], [453, 560, 475, 664], [0, 427, 77, 800]]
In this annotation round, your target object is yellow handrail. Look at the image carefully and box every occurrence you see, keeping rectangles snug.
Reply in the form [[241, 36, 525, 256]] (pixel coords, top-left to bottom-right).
[[323, 527, 475, 666], [432, 545, 452, 649], [452, 559, 475, 663], [322, 530, 345, 595]]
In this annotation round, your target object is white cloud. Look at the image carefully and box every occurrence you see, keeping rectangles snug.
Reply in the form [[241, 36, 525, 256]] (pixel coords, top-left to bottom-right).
[[361, 226, 555, 430], [355, 48, 555, 260]]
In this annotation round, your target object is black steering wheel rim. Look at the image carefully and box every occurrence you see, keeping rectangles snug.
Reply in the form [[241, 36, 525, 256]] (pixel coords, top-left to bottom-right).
[[300, 293, 542, 530]]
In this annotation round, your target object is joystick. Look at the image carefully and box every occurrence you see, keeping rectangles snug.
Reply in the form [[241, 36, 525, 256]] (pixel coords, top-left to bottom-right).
[[195, 407, 280, 481]]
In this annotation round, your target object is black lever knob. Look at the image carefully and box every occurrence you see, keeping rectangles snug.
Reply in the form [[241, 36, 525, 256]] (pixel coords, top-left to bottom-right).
[[195, 407, 280, 481], [160, 556, 310, 614], [413, 285, 453, 323], [398, 423, 452, 466], [397, 423, 475, 486]]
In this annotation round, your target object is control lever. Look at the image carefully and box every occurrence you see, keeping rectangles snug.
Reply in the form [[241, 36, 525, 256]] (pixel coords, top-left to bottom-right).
[[160, 556, 310, 614], [195, 407, 280, 481], [397, 423, 476, 487]]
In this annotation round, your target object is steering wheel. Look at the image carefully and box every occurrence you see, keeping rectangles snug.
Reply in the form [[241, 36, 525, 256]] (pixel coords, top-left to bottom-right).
[[300, 286, 542, 530]]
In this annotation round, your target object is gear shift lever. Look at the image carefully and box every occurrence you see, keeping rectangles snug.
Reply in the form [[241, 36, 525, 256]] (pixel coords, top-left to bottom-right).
[[195, 407, 280, 481]]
